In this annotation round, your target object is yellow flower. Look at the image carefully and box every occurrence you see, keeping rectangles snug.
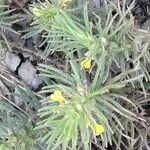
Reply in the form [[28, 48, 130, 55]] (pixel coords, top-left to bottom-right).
[[80, 57, 92, 70], [50, 90, 66, 104], [95, 124, 105, 136], [32, 7, 42, 17]]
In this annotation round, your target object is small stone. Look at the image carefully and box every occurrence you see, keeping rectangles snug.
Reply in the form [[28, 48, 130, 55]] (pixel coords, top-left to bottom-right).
[[5, 52, 21, 72], [18, 61, 42, 90], [32, 34, 42, 47]]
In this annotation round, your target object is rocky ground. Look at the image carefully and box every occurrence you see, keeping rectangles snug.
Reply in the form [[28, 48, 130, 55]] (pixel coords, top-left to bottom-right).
[[0, 0, 150, 149]]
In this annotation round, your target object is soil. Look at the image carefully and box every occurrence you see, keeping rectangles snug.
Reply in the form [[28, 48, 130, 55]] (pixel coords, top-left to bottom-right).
[[0, 0, 150, 150]]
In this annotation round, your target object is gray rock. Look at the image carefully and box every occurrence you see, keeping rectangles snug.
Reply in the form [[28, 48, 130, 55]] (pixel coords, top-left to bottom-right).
[[32, 34, 43, 47], [0, 48, 20, 73], [2, 28, 25, 45], [18, 61, 42, 90], [4, 51, 21, 72]]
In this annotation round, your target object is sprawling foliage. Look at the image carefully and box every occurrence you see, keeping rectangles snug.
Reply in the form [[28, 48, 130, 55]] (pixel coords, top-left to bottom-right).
[[0, 86, 41, 150], [0, 0, 150, 150], [36, 57, 145, 149]]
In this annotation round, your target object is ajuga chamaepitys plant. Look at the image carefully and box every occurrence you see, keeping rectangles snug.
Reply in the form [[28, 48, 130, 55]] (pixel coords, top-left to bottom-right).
[[36, 56, 144, 149], [0, 0, 149, 149]]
